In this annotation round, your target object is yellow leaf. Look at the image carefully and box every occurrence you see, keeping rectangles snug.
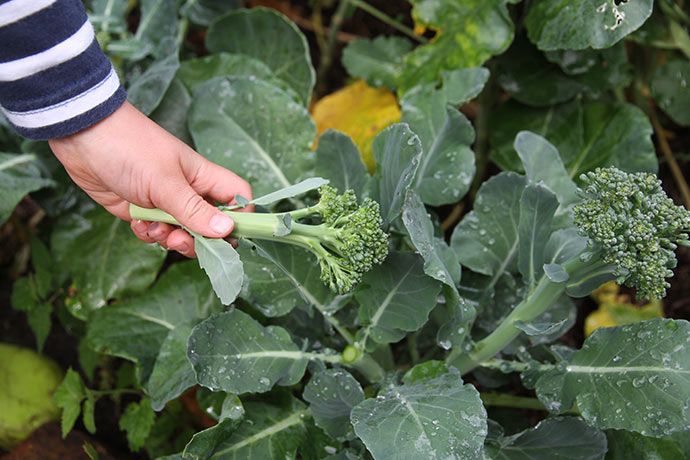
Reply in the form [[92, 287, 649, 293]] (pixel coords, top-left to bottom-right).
[[311, 80, 401, 171], [584, 282, 664, 337]]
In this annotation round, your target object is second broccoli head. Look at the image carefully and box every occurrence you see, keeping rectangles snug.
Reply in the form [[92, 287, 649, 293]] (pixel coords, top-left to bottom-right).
[[574, 167, 690, 300]]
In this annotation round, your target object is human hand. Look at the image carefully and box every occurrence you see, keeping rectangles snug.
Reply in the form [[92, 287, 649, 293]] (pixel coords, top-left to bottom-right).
[[48, 101, 252, 257]]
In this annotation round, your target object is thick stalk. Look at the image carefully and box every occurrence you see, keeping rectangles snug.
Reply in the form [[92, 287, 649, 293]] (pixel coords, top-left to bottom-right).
[[448, 257, 610, 374], [351, 353, 385, 383]]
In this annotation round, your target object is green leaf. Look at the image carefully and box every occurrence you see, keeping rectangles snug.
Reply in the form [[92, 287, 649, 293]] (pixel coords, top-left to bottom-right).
[[526, 0, 654, 50], [351, 365, 486, 460], [495, 38, 631, 107], [127, 50, 180, 116], [150, 77, 193, 146], [51, 207, 166, 319], [89, 0, 129, 34], [342, 36, 414, 90], [441, 67, 491, 105], [315, 130, 370, 198], [370, 123, 423, 227], [53, 369, 86, 438], [177, 52, 297, 99], [188, 76, 316, 198], [87, 261, 221, 386], [400, 0, 514, 94], [82, 394, 96, 434], [146, 322, 198, 411], [489, 100, 657, 178], [402, 191, 461, 291], [514, 131, 579, 214], [517, 183, 559, 289], [356, 252, 442, 347], [0, 153, 53, 225], [206, 8, 315, 105], [535, 318, 690, 437], [187, 310, 310, 394], [238, 240, 337, 317], [652, 60, 690, 127], [303, 368, 365, 441], [249, 178, 329, 207], [491, 417, 607, 460], [77, 338, 100, 382], [30, 234, 53, 299], [193, 233, 243, 305], [135, 0, 177, 54], [120, 398, 156, 451], [11, 277, 52, 352], [605, 430, 686, 460], [451, 172, 527, 277], [401, 85, 475, 206], [191, 396, 308, 459], [181, 0, 240, 26], [181, 394, 245, 459]]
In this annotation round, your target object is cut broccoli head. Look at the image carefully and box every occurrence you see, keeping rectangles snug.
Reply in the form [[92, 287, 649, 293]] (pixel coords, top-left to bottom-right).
[[312, 186, 389, 294], [574, 167, 690, 299]]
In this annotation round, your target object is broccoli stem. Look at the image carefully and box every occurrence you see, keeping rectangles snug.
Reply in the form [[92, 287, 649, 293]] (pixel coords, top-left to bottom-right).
[[448, 256, 612, 375]]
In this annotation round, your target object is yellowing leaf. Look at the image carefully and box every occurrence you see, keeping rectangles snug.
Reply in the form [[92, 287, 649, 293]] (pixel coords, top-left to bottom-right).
[[584, 282, 664, 337], [311, 80, 401, 170]]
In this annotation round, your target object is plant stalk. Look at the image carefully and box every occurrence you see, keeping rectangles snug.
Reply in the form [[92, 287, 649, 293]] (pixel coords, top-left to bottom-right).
[[348, 0, 427, 43], [448, 257, 610, 374]]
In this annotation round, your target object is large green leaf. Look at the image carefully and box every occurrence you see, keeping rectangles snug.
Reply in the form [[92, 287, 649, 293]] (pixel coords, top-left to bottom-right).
[[401, 84, 475, 206], [191, 396, 309, 459], [89, 0, 129, 35], [86, 261, 221, 387], [514, 131, 579, 216], [206, 8, 314, 105], [181, 0, 240, 26], [450, 172, 527, 278], [127, 49, 180, 116], [402, 191, 461, 291], [146, 322, 198, 411], [488, 417, 607, 460], [177, 53, 296, 99], [356, 252, 442, 348], [51, 207, 166, 319], [351, 363, 486, 460], [314, 130, 370, 199], [441, 68, 491, 105], [108, 0, 177, 60], [188, 76, 316, 197], [342, 36, 414, 90], [526, 0, 654, 50], [489, 100, 657, 177], [535, 319, 690, 437], [187, 310, 312, 394], [652, 60, 690, 127], [517, 183, 559, 289], [0, 153, 54, 225], [238, 240, 337, 317], [496, 38, 630, 107], [605, 430, 686, 460], [303, 369, 365, 441], [149, 77, 193, 145], [370, 123, 423, 227], [400, 0, 514, 94]]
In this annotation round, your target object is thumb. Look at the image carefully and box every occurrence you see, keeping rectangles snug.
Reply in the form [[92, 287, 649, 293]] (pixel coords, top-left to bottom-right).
[[155, 180, 234, 238]]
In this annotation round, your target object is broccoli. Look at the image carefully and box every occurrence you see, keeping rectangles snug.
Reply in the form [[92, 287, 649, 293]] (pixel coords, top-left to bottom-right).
[[131, 185, 388, 294], [450, 166, 690, 373], [574, 167, 690, 300]]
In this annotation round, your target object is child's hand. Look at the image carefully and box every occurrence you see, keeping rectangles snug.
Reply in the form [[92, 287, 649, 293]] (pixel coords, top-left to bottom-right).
[[48, 101, 252, 257]]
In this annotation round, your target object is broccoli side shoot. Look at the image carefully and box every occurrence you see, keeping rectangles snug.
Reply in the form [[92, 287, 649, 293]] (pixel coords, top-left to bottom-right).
[[226, 185, 389, 295], [574, 167, 690, 300]]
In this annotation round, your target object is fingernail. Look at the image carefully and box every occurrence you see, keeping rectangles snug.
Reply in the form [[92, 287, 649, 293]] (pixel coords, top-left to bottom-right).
[[177, 242, 190, 254], [133, 219, 147, 233], [147, 222, 160, 237], [210, 214, 233, 235]]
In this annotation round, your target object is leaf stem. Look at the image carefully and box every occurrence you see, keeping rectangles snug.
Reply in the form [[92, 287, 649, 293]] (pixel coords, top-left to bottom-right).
[[649, 105, 690, 210], [348, 0, 427, 44], [316, 0, 351, 95]]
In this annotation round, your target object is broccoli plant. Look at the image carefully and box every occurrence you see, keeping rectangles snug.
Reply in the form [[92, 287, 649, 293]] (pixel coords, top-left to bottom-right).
[[130, 183, 389, 296]]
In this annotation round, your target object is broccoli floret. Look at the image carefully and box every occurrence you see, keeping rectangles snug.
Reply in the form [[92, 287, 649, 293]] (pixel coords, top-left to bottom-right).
[[226, 185, 388, 294], [574, 167, 690, 299]]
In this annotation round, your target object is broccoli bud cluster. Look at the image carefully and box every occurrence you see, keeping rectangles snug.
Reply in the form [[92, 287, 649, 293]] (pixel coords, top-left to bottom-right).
[[573, 167, 690, 299]]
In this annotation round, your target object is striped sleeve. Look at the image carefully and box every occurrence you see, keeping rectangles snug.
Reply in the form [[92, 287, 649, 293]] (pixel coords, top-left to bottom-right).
[[0, 0, 126, 140]]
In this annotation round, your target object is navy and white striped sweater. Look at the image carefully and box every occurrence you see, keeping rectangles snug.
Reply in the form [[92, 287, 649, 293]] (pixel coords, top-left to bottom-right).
[[0, 0, 126, 140]]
